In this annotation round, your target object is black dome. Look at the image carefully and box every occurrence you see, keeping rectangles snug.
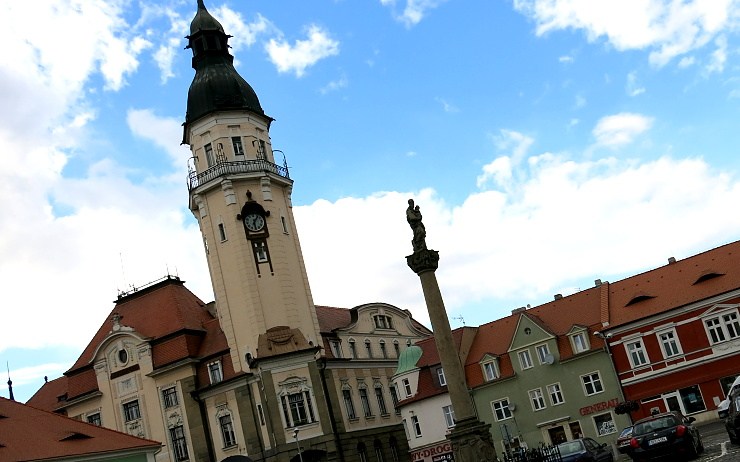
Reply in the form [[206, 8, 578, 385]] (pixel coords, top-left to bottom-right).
[[190, 0, 224, 34]]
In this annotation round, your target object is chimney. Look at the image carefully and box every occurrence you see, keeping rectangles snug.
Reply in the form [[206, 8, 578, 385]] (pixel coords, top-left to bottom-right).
[[554, 294, 563, 300], [511, 307, 526, 314], [668, 257, 676, 264], [594, 279, 602, 286]]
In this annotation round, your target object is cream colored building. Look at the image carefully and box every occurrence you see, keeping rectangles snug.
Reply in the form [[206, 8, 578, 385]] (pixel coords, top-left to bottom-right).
[[27, 2, 431, 462]]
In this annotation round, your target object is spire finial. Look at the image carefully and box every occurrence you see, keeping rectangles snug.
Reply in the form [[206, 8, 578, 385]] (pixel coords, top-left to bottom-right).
[[197, 0, 206, 10], [6, 362, 14, 401]]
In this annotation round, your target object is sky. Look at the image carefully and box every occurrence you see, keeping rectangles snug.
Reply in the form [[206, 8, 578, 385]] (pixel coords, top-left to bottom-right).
[[3, 0, 740, 403]]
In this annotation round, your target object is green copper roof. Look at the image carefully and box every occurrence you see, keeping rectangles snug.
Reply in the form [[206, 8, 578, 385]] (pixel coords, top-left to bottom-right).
[[395, 344, 422, 375]]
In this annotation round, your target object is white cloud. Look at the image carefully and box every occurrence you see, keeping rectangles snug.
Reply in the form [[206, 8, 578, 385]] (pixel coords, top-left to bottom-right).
[[320, 74, 349, 94], [213, 8, 274, 52], [592, 112, 654, 147], [126, 109, 191, 166], [705, 35, 728, 74], [477, 130, 534, 189], [559, 55, 574, 63], [297, 154, 740, 327], [513, 0, 738, 68], [435, 97, 460, 113], [380, 0, 447, 27], [626, 71, 646, 96], [266, 25, 340, 77]]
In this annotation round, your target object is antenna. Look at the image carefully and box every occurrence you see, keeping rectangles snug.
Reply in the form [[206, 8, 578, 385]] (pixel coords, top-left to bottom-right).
[[451, 315, 466, 326]]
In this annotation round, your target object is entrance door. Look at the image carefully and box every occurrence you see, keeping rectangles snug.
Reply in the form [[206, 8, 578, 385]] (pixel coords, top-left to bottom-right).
[[663, 392, 684, 414]]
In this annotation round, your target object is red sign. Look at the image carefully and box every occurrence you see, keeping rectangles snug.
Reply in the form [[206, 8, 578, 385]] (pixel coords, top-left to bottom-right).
[[580, 398, 619, 416], [411, 443, 452, 462]]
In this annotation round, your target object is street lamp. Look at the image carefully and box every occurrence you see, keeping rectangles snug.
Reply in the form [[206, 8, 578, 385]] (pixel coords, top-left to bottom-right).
[[293, 428, 304, 462]]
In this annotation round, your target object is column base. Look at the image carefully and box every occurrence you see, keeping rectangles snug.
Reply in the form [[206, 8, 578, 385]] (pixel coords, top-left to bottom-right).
[[449, 417, 498, 462]]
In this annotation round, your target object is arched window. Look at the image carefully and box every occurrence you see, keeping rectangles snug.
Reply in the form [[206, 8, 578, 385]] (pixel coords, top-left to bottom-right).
[[358, 443, 368, 462], [374, 439, 385, 462]]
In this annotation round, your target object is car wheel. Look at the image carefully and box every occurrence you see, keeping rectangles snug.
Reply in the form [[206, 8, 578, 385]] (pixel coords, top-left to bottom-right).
[[730, 431, 739, 445], [698, 435, 704, 453], [687, 438, 699, 459]]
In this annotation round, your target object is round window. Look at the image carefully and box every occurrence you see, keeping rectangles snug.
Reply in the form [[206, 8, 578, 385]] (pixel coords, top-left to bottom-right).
[[118, 349, 128, 364]]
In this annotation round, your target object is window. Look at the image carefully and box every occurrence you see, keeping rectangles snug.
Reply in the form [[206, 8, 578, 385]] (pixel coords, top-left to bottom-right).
[[343, 389, 357, 419], [658, 330, 681, 358], [256, 139, 267, 159], [281, 392, 315, 427], [437, 368, 447, 386], [365, 340, 373, 358], [218, 223, 227, 241], [482, 360, 498, 381], [529, 388, 546, 410], [536, 344, 551, 364], [204, 143, 215, 167], [374, 315, 393, 329], [571, 332, 589, 353], [390, 437, 400, 462], [118, 349, 128, 364], [358, 443, 368, 462], [349, 340, 357, 359], [442, 405, 455, 428], [593, 412, 616, 436], [678, 384, 707, 414], [390, 385, 400, 414], [232, 137, 244, 156], [582, 372, 604, 396], [705, 311, 740, 344], [220, 414, 237, 447], [123, 400, 141, 422], [254, 241, 268, 263], [492, 398, 512, 421], [626, 339, 649, 367], [87, 412, 101, 426], [375, 386, 388, 415], [208, 361, 223, 384], [379, 340, 387, 358], [393, 341, 400, 357], [402, 378, 412, 397], [360, 388, 373, 417], [170, 425, 190, 461], [330, 340, 343, 358], [257, 404, 265, 425], [547, 383, 564, 405], [518, 350, 533, 369], [280, 216, 289, 234], [162, 386, 179, 408], [411, 415, 422, 437], [374, 440, 385, 462]]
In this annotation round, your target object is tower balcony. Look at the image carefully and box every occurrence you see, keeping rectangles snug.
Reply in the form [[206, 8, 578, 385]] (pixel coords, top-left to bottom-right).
[[188, 158, 290, 191]]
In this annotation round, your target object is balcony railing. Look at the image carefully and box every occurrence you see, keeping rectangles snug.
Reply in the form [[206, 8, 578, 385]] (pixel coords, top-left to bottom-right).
[[188, 158, 290, 191]]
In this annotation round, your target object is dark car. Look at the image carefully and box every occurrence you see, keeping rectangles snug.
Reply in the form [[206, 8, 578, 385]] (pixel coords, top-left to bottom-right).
[[629, 411, 702, 461], [557, 438, 614, 462], [726, 385, 740, 444], [617, 426, 633, 455]]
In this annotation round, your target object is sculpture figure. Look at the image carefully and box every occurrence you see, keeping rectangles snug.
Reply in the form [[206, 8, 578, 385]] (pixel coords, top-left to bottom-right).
[[406, 199, 427, 252]]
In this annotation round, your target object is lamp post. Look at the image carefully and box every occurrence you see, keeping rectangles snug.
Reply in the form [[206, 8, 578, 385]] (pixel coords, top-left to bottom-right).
[[293, 429, 304, 462]]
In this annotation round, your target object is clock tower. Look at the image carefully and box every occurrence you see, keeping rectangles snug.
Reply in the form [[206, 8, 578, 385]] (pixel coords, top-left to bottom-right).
[[184, 0, 321, 373]]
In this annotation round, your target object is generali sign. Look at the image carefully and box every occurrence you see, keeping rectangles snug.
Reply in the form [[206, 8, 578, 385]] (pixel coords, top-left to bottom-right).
[[411, 442, 453, 462], [579, 398, 619, 416]]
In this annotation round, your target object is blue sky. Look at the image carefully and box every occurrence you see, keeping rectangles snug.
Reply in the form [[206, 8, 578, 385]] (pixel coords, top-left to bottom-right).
[[3, 0, 740, 403]]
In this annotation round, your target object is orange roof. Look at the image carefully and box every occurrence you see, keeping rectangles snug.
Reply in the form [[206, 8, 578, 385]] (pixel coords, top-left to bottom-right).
[[315, 305, 351, 333], [606, 240, 740, 327], [0, 397, 160, 461], [25, 376, 68, 413]]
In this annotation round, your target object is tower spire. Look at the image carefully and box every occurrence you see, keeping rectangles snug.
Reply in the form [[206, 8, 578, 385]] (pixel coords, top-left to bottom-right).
[[6, 362, 14, 401]]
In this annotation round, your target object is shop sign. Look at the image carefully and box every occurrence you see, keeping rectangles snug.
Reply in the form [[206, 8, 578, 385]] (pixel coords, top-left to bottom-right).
[[411, 442, 453, 462], [580, 398, 619, 416]]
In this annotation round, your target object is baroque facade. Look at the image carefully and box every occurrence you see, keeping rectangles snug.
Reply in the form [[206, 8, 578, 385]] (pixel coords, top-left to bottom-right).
[[27, 2, 432, 462]]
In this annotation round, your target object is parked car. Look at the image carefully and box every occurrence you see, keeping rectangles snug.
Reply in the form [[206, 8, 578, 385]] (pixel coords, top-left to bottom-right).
[[629, 411, 702, 461], [718, 376, 740, 419], [557, 438, 614, 462], [726, 384, 740, 444], [616, 426, 633, 456]]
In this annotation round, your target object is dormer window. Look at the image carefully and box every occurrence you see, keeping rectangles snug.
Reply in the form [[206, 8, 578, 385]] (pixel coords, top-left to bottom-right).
[[374, 315, 393, 329], [570, 331, 590, 353], [480, 357, 499, 382], [208, 361, 223, 384], [437, 367, 446, 386]]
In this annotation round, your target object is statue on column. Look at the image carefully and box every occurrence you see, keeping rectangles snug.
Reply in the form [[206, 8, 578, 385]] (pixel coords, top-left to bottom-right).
[[406, 199, 427, 252]]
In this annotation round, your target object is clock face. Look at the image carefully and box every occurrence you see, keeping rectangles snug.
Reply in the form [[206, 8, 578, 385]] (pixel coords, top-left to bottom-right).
[[244, 214, 265, 232]]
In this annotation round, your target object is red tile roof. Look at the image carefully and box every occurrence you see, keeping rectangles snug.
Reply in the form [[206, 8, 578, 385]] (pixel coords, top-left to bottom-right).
[[25, 376, 68, 413], [606, 240, 740, 327], [315, 305, 351, 333], [0, 397, 160, 461]]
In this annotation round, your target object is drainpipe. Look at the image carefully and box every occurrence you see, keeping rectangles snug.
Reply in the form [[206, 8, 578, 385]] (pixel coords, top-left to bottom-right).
[[318, 358, 345, 462]]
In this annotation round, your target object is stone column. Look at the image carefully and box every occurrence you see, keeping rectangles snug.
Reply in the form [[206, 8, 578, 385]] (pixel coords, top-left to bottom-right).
[[405, 199, 497, 462]]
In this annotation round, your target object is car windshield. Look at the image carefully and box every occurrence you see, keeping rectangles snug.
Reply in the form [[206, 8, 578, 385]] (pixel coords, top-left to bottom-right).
[[558, 441, 584, 456], [635, 416, 678, 434]]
